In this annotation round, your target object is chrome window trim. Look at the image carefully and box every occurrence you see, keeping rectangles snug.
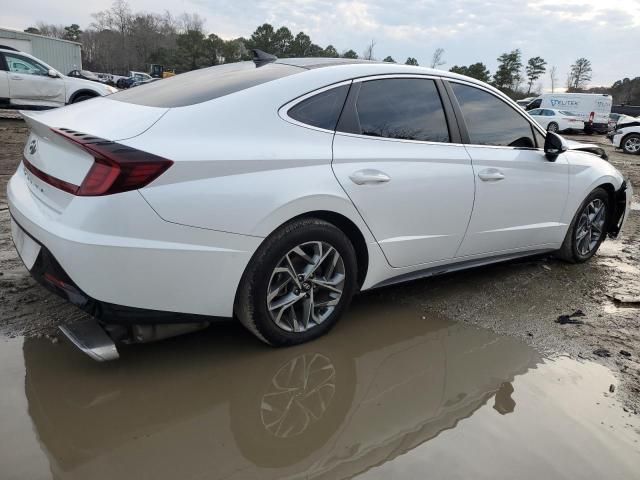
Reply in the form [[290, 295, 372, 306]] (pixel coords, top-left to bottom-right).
[[278, 80, 353, 135], [280, 74, 460, 146]]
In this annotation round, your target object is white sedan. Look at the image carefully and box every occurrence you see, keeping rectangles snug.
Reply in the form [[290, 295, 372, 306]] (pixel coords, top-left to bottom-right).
[[527, 108, 585, 133], [0, 46, 117, 108], [7, 52, 633, 360]]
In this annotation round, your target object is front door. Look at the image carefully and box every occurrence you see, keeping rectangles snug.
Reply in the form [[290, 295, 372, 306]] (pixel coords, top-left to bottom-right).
[[3, 52, 65, 107], [332, 77, 475, 268], [447, 81, 569, 258]]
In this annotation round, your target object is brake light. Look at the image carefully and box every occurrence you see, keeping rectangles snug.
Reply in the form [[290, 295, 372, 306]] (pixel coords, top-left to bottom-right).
[[51, 128, 173, 196], [588, 112, 595, 123]]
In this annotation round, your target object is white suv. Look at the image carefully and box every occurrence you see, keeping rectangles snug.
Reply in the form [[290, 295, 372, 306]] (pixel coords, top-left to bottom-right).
[[0, 46, 117, 108]]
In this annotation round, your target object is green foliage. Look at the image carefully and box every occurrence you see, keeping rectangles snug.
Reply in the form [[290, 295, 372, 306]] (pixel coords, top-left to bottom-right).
[[323, 45, 339, 58], [342, 49, 359, 59], [383, 56, 395, 63], [63, 24, 82, 42], [493, 49, 522, 90], [175, 30, 207, 71], [405, 57, 418, 66], [449, 62, 490, 82], [24, 27, 41, 34], [525, 56, 547, 94]]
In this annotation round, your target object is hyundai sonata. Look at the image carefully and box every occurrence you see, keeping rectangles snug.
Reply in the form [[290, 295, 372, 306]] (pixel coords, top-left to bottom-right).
[[8, 51, 632, 360]]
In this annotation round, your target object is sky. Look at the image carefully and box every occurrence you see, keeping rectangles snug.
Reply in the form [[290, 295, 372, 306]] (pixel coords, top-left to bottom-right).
[[3, 0, 640, 90]]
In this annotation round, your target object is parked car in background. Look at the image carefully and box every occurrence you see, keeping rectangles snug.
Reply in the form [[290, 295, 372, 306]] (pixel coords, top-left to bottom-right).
[[68, 69, 116, 86], [527, 108, 585, 133], [608, 113, 640, 137], [516, 97, 536, 109], [116, 71, 153, 89], [0, 45, 118, 108], [8, 53, 632, 360], [526, 93, 612, 134], [130, 77, 162, 88], [611, 124, 640, 154]]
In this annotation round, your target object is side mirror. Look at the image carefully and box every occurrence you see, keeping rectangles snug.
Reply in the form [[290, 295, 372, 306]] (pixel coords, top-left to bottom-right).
[[47, 69, 59, 78], [544, 132, 568, 161]]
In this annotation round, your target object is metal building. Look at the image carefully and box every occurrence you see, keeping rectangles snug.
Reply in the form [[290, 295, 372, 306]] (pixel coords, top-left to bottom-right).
[[0, 27, 82, 74]]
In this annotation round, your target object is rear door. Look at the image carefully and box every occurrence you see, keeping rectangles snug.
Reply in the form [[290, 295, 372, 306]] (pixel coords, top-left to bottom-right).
[[447, 81, 569, 258], [332, 76, 475, 268], [2, 52, 65, 107]]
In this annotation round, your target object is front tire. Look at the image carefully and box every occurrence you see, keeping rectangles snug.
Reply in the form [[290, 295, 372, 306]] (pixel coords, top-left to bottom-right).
[[235, 218, 358, 346], [622, 133, 640, 155], [557, 187, 609, 263]]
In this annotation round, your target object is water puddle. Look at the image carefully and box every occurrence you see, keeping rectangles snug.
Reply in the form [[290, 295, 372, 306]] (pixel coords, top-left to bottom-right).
[[0, 297, 638, 479]]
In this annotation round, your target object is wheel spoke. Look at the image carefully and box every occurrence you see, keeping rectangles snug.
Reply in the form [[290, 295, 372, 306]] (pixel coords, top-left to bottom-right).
[[267, 241, 345, 333]]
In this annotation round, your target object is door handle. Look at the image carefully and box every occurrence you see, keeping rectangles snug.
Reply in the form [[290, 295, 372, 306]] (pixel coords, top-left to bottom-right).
[[349, 169, 391, 185], [478, 168, 505, 182]]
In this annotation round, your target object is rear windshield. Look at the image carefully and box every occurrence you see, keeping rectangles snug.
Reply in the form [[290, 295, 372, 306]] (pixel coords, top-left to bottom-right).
[[109, 62, 303, 108]]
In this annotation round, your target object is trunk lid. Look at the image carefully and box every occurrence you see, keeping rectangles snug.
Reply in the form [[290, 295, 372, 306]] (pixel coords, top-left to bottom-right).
[[19, 99, 168, 212]]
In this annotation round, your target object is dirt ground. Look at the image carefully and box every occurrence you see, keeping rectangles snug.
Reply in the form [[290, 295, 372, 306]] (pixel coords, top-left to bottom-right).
[[1, 118, 639, 413]]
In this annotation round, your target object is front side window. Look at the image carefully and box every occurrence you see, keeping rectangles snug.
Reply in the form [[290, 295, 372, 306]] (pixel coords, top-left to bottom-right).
[[288, 84, 350, 131], [451, 83, 535, 148], [5, 54, 48, 76], [354, 78, 450, 143]]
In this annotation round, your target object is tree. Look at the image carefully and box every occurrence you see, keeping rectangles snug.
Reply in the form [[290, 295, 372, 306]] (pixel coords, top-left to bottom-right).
[[273, 26, 293, 57], [362, 40, 376, 60], [405, 57, 418, 66], [449, 63, 490, 82], [290, 32, 313, 56], [63, 24, 83, 42], [525, 56, 547, 94], [569, 57, 592, 90], [24, 27, 41, 34], [430, 47, 445, 68], [342, 49, 358, 59], [323, 45, 339, 58], [176, 29, 206, 71], [549, 66, 558, 93], [493, 49, 522, 90], [247, 23, 277, 53], [383, 55, 395, 63], [204, 33, 224, 65]]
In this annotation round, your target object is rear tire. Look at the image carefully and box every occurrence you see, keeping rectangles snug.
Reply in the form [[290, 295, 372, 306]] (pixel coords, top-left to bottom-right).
[[235, 218, 358, 346], [556, 187, 609, 263], [547, 122, 559, 133], [72, 94, 95, 103], [622, 133, 640, 155]]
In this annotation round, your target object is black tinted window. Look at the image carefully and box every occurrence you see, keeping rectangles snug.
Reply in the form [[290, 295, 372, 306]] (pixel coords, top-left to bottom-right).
[[451, 83, 535, 148], [288, 84, 349, 130], [110, 62, 302, 107], [354, 79, 449, 142]]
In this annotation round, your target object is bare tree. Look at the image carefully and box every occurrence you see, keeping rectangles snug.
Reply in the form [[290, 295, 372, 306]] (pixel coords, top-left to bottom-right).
[[549, 66, 558, 93], [362, 39, 376, 61], [430, 47, 445, 68]]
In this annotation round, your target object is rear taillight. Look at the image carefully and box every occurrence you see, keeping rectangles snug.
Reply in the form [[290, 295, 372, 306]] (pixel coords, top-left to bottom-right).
[[588, 112, 595, 123], [51, 128, 173, 196]]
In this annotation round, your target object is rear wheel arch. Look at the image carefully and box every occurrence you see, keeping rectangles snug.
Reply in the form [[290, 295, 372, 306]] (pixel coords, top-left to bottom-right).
[[69, 89, 98, 104]]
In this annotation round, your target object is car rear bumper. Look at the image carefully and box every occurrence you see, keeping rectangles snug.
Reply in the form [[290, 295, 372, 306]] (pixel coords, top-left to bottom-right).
[[7, 167, 262, 321]]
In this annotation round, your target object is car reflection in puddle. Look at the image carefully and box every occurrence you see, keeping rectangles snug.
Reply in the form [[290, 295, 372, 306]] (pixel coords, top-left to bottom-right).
[[23, 296, 538, 479]]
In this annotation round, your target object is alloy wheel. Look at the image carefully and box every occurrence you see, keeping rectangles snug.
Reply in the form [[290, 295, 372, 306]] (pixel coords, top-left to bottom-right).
[[623, 136, 640, 153], [575, 198, 606, 256], [267, 241, 345, 332]]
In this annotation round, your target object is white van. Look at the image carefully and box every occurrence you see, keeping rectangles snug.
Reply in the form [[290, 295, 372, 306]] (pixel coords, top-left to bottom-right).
[[526, 93, 612, 134]]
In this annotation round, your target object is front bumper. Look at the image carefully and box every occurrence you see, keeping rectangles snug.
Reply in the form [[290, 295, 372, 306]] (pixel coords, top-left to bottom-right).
[[608, 180, 634, 239], [611, 133, 623, 148]]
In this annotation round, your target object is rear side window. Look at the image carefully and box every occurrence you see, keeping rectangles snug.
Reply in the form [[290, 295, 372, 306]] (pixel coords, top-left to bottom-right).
[[451, 83, 535, 148], [110, 62, 303, 108], [288, 84, 350, 130], [354, 78, 450, 143]]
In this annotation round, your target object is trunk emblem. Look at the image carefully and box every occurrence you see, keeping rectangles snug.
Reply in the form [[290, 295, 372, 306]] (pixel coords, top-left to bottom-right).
[[28, 139, 37, 155]]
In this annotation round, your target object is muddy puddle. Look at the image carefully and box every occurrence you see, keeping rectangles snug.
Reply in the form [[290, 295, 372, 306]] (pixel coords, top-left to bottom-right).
[[1, 297, 639, 480]]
